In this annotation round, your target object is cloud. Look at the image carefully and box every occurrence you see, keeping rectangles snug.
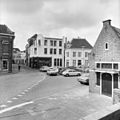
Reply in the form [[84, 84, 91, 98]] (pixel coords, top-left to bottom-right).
[[1, 0, 44, 14]]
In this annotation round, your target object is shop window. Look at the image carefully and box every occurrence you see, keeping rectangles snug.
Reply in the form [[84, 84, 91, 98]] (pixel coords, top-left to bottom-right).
[[96, 63, 100, 68], [113, 63, 118, 69], [3, 60, 8, 69], [101, 63, 112, 69]]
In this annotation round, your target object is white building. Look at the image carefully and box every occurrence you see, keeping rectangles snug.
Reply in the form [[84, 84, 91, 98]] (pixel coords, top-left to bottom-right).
[[65, 38, 92, 68], [27, 34, 65, 68]]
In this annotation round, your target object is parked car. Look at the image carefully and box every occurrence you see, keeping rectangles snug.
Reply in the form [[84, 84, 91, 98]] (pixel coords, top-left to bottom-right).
[[62, 69, 81, 77], [39, 66, 50, 72], [47, 67, 59, 75], [77, 73, 89, 85]]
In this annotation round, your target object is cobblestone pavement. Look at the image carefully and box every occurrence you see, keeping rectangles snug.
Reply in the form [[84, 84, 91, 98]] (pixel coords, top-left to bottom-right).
[[0, 85, 112, 120], [0, 65, 45, 105]]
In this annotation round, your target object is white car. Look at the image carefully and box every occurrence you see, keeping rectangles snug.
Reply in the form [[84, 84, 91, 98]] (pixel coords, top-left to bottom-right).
[[62, 69, 81, 77], [39, 66, 50, 72], [47, 67, 59, 75], [77, 73, 89, 85]]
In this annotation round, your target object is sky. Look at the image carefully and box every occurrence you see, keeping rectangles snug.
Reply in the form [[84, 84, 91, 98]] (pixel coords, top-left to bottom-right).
[[0, 0, 119, 50]]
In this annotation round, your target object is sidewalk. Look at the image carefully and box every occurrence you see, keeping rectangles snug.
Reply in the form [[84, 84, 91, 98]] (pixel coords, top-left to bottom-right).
[[0, 65, 45, 105], [25, 86, 112, 120]]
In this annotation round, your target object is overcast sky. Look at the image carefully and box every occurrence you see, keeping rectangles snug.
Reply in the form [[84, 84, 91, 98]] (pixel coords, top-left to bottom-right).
[[0, 0, 119, 50]]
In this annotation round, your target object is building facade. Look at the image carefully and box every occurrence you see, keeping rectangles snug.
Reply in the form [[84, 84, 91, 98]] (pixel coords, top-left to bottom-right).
[[13, 48, 21, 64], [0, 25, 15, 72], [65, 38, 92, 68], [27, 34, 65, 68], [89, 20, 120, 100]]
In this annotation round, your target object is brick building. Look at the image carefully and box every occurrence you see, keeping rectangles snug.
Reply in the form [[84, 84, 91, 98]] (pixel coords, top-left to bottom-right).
[[0, 25, 15, 72], [89, 20, 120, 99]]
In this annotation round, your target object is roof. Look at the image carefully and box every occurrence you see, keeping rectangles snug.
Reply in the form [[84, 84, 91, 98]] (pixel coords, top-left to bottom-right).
[[45, 37, 62, 40], [0, 24, 14, 35], [70, 38, 93, 49], [112, 26, 120, 38]]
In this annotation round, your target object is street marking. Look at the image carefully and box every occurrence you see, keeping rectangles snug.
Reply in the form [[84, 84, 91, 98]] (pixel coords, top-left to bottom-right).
[[0, 105, 7, 108], [0, 101, 34, 114], [7, 101, 12, 103], [12, 97, 18, 100], [18, 94, 22, 97], [21, 92, 25, 95], [24, 90, 28, 92]]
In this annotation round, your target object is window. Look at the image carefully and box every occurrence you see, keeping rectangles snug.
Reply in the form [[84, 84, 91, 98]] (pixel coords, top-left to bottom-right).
[[50, 48, 53, 54], [57, 59, 59, 66], [101, 63, 112, 69], [2, 40, 9, 44], [34, 48, 37, 54], [105, 43, 108, 50], [3, 60, 8, 69], [54, 41, 57, 46], [38, 40, 41, 46], [60, 59, 62, 66], [59, 49, 62, 54], [113, 63, 118, 69], [54, 49, 56, 54], [50, 40, 53, 46], [73, 52, 76, 57], [73, 60, 76, 66], [44, 40, 47, 46], [96, 72, 100, 86], [66, 60, 69, 67], [85, 52, 88, 57], [44, 48, 47, 54], [78, 60, 81, 66], [54, 59, 56, 66], [66, 52, 69, 57], [96, 63, 100, 68], [59, 41, 62, 47], [78, 52, 81, 57]]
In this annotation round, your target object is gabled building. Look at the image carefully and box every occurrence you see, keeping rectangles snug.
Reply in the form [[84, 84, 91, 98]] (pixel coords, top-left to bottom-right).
[[65, 38, 92, 67], [27, 34, 65, 68], [0, 25, 15, 72], [89, 20, 120, 100]]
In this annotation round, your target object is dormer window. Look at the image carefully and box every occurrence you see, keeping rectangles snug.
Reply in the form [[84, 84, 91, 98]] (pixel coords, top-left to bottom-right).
[[105, 43, 109, 50]]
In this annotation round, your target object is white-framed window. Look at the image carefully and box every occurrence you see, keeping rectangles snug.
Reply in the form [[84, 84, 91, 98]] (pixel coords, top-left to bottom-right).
[[78, 52, 81, 57], [85, 52, 88, 57], [105, 42, 109, 50], [66, 52, 69, 57], [73, 52, 76, 57]]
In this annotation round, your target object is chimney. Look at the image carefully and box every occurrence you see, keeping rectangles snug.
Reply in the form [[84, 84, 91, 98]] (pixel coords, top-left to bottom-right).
[[103, 19, 111, 27]]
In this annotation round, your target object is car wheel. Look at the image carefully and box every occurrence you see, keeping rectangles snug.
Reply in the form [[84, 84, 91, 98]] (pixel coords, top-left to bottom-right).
[[66, 74, 69, 77], [77, 73, 81, 76]]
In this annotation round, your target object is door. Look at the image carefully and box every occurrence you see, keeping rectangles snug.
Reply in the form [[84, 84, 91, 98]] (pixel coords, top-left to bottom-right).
[[2, 60, 8, 70], [102, 73, 112, 96]]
